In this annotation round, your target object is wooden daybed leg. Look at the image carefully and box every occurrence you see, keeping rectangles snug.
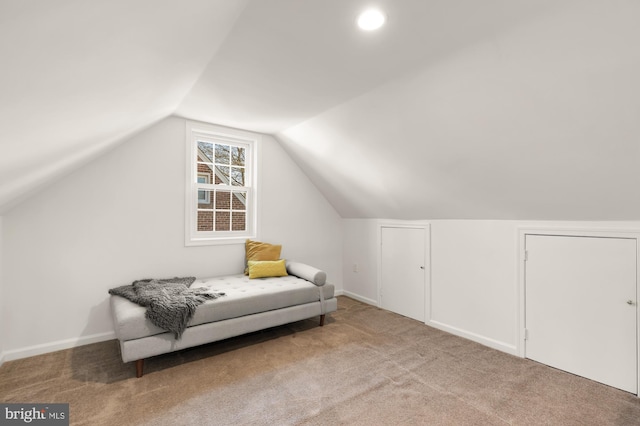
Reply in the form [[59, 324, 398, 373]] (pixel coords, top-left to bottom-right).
[[136, 359, 144, 378], [319, 314, 325, 327]]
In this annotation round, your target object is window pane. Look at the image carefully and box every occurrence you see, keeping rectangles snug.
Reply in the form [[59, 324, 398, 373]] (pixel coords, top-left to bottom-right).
[[232, 192, 246, 210], [232, 212, 246, 231], [197, 141, 213, 163], [231, 167, 244, 186], [231, 146, 245, 166], [215, 166, 229, 185], [197, 211, 213, 231], [215, 144, 230, 164], [197, 164, 214, 183], [215, 211, 230, 231], [216, 191, 230, 209], [197, 190, 214, 208]]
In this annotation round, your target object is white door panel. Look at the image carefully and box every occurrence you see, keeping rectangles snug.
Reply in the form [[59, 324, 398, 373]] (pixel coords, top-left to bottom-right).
[[525, 235, 637, 393], [381, 227, 425, 322]]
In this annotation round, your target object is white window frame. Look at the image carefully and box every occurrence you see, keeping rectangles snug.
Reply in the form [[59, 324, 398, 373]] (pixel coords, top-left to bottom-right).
[[197, 173, 210, 204], [185, 121, 260, 246]]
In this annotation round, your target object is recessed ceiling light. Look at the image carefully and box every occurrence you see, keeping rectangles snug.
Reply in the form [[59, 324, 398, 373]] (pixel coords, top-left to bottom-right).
[[357, 9, 386, 31]]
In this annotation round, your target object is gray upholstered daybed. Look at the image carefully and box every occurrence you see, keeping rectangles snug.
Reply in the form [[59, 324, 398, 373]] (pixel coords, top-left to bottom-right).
[[109, 262, 336, 377]]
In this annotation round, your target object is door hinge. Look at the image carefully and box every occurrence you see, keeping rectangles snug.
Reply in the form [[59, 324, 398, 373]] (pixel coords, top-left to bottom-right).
[[524, 250, 528, 262], [524, 329, 529, 340]]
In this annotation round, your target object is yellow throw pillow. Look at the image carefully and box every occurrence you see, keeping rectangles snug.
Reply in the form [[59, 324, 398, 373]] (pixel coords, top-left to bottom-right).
[[245, 239, 282, 274], [248, 259, 288, 279]]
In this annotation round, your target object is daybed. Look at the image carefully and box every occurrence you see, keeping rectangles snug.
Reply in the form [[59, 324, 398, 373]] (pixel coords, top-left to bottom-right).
[[110, 261, 337, 377]]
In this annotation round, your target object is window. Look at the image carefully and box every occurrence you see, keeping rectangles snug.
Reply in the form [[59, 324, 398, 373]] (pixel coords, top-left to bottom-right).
[[186, 121, 259, 246], [197, 174, 210, 204]]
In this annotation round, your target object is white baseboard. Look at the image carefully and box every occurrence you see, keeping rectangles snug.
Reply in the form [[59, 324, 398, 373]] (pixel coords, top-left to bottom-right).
[[336, 290, 516, 356], [340, 290, 379, 307], [1, 331, 116, 363], [337, 291, 517, 356], [427, 319, 518, 356]]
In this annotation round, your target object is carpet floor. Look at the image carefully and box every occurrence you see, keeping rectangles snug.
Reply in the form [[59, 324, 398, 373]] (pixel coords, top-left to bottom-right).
[[1, 296, 639, 425]]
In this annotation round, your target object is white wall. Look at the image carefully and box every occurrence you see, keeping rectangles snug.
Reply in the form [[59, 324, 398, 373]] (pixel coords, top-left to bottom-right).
[[260, 134, 343, 279], [429, 221, 520, 353], [342, 219, 379, 305], [343, 219, 640, 355], [2, 116, 342, 360]]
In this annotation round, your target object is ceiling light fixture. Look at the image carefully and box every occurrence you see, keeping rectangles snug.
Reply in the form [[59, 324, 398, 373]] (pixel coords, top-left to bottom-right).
[[357, 9, 386, 31]]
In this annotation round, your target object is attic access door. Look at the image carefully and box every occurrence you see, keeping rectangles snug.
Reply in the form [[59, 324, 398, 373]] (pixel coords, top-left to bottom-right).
[[524, 234, 637, 394], [380, 226, 427, 322]]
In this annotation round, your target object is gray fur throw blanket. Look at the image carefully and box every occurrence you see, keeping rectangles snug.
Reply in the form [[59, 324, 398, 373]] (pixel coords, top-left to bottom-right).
[[109, 277, 225, 339]]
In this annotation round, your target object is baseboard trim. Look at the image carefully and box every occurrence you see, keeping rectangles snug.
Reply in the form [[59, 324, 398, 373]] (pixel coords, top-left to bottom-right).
[[338, 293, 517, 356], [341, 291, 379, 307], [2, 331, 116, 362], [427, 319, 517, 356]]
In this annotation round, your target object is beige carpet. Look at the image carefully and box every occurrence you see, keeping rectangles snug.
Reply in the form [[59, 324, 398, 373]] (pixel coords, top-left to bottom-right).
[[1, 296, 639, 425]]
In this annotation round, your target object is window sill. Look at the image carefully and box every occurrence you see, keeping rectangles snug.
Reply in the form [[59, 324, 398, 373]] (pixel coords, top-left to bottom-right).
[[185, 234, 257, 247]]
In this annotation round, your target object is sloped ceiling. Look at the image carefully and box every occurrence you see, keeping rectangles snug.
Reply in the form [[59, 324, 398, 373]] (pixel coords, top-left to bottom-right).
[[175, 0, 555, 134], [0, 0, 248, 212], [2, 0, 639, 219], [276, 0, 640, 219]]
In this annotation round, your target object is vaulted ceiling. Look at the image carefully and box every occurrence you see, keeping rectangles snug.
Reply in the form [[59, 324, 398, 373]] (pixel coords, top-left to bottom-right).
[[1, 0, 639, 219]]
